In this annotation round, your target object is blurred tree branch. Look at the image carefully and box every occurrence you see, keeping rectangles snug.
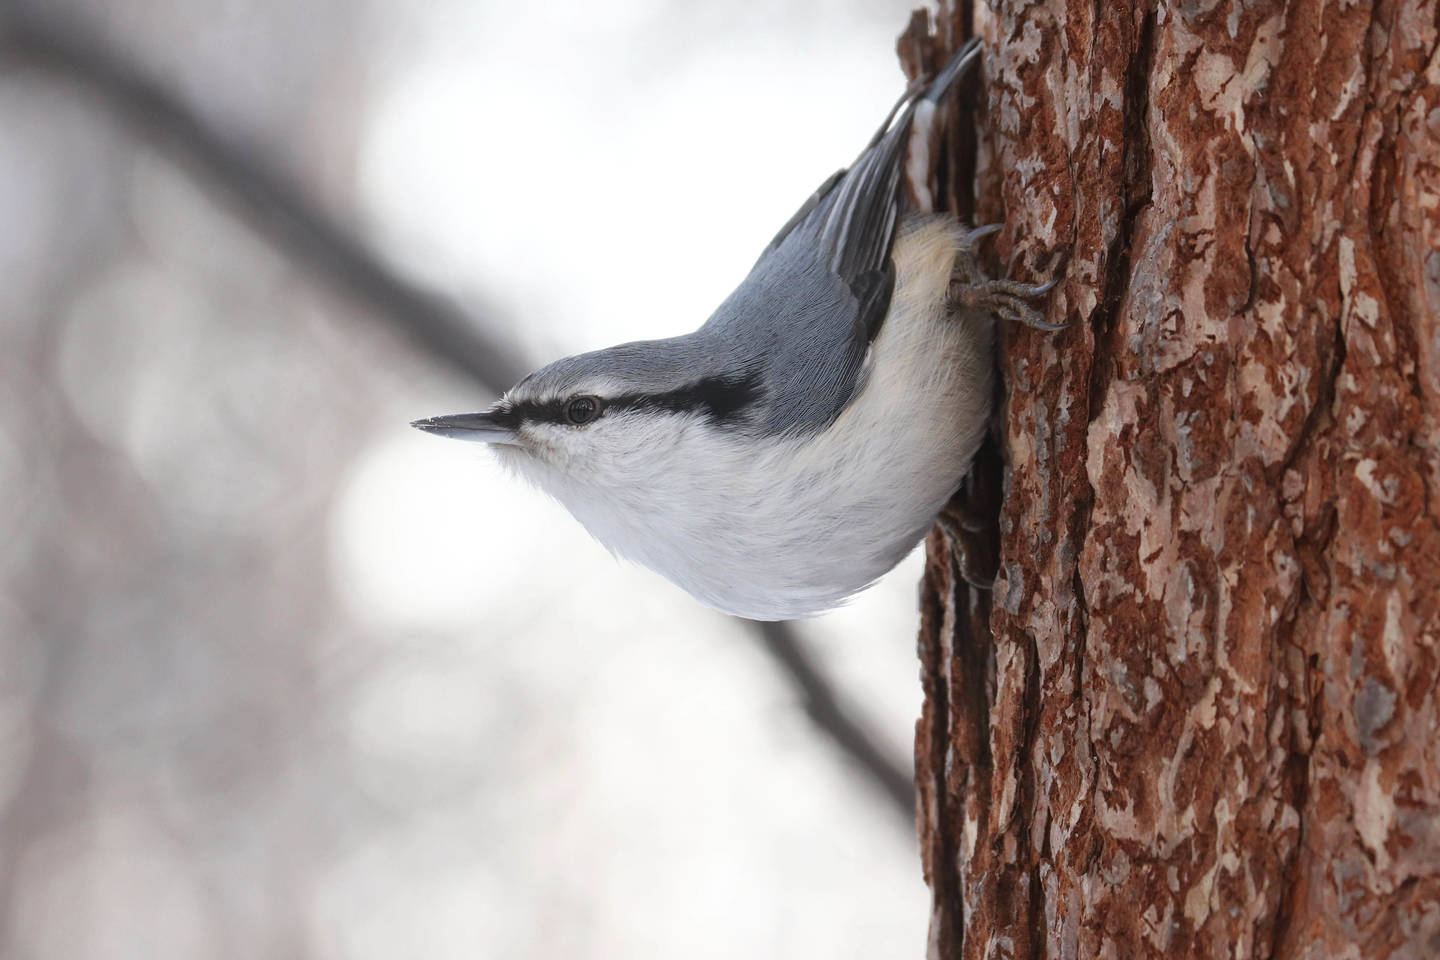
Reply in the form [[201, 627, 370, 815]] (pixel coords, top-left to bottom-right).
[[3, 14, 915, 824], [1, 13, 529, 392], [750, 622, 913, 817]]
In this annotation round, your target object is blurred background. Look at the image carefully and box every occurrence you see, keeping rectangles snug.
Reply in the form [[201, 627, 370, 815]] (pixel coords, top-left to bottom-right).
[[0, 0, 938, 956]]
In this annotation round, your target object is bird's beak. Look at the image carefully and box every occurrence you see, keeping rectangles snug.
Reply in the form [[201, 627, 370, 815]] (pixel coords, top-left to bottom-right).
[[410, 407, 520, 445]]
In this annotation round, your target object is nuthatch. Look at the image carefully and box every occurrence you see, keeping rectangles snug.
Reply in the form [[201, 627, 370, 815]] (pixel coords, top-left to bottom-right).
[[413, 40, 1060, 620]]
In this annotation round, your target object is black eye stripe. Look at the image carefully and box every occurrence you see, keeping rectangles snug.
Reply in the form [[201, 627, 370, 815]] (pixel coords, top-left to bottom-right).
[[507, 398, 569, 424], [609, 375, 762, 425], [509, 375, 761, 427]]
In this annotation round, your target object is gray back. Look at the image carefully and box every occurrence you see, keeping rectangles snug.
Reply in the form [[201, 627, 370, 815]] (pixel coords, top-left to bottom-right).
[[511, 41, 980, 440]]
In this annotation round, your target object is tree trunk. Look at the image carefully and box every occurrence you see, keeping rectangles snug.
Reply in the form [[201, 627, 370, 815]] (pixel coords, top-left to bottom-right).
[[907, 2, 1440, 957]]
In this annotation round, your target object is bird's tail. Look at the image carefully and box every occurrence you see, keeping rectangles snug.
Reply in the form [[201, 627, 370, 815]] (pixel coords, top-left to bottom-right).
[[903, 37, 982, 214], [922, 37, 982, 104], [862, 36, 981, 156]]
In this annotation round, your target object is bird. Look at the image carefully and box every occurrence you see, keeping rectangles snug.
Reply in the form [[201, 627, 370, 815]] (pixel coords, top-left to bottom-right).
[[412, 39, 1062, 621]]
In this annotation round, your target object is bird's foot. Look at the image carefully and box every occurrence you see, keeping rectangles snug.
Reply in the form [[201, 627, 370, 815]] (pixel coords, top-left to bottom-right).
[[948, 223, 1069, 331], [936, 501, 995, 591]]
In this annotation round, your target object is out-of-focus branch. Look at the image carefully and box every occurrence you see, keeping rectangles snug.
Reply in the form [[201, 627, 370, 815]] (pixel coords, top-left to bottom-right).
[[1, 14, 530, 394], [3, 14, 915, 824], [751, 621, 914, 820]]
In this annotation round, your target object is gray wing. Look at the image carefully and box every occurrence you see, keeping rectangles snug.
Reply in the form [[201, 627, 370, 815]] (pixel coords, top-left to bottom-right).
[[701, 40, 981, 437], [759, 92, 913, 343]]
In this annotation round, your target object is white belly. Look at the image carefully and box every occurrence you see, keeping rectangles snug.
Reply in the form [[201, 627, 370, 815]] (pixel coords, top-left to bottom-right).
[[569, 218, 995, 619]]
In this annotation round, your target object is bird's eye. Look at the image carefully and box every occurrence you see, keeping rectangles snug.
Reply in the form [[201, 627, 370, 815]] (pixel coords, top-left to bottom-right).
[[564, 395, 603, 425]]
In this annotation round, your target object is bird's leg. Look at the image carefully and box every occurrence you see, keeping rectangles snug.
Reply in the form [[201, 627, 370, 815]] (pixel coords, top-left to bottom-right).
[[948, 223, 1069, 331], [935, 467, 1000, 590], [936, 503, 995, 591]]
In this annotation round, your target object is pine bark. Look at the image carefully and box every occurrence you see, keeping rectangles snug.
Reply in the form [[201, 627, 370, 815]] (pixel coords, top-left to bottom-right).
[[906, 2, 1440, 957]]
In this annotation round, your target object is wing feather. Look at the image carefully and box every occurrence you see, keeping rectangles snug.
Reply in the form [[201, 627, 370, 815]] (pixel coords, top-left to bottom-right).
[[700, 40, 981, 436], [768, 38, 981, 343]]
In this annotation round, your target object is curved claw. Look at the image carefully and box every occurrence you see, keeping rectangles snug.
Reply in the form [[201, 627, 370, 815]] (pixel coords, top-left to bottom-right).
[[959, 566, 996, 591], [1007, 310, 1072, 332], [965, 222, 1004, 242]]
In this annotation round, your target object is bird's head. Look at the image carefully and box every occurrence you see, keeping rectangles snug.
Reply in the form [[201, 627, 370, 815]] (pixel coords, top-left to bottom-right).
[[412, 340, 763, 491]]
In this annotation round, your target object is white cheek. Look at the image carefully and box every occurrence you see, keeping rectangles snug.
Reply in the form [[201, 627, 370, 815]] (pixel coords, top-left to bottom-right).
[[511, 423, 587, 473], [504, 414, 671, 486], [581, 415, 695, 482]]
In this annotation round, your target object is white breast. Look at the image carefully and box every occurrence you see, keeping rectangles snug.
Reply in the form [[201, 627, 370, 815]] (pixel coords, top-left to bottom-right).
[[522, 218, 993, 620]]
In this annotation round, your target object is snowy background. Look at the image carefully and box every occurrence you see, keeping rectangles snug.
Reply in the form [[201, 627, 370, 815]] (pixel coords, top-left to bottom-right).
[[0, 1, 937, 956]]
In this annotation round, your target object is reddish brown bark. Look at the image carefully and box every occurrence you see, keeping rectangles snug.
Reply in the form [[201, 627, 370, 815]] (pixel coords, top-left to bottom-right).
[[908, 2, 1440, 957]]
